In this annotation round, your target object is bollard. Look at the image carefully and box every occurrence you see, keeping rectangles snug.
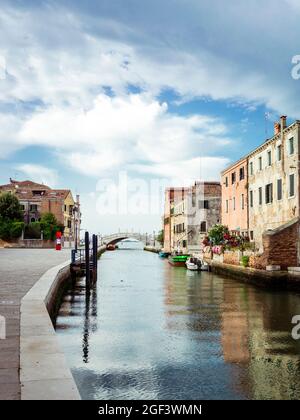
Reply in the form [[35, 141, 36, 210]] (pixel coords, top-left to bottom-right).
[[56, 231, 62, 251]]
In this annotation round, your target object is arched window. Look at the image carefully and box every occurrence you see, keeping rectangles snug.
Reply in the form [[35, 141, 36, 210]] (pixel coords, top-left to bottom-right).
[[200, 221, 207, 233], [31, 217, 36, 223]]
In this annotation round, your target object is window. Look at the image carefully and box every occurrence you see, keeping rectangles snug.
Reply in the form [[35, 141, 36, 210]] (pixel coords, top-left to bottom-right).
[[239, 167, 245, 181], [30, 204, 38, 212], [233, 197, 236, 211], [192, 192, 196, 207], [289, 137, 295, 155], [225, 177, 228, 187], [226, 200, 229, 213], [199, 200, 209, 209], [267, 150, 272, 166], [64, 205, 67, 212], [20, 204, 25, 211], [277, 179, 282, 201], [176, 223, 185, 234], [258, 156, 262, 171], [259, 187, 263, 205], [289, 174, 295, 197], [68, 220, 72, 229], [250, 191, 253, 208], [241, 194, 245, 210], [249, 162, 253, 176], [266, 183, 273, 204], [31, 217, 36, 223], [231, 172, 236, 184], [200, 221, 207, 233], [277, 145, 282, 161], [182, 240, 187, 248], [250, 231, 254, 241]]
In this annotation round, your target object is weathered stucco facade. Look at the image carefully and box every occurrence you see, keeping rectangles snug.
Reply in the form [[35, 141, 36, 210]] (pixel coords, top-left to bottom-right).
[[172, 193, 189, 253], [248, 117, 300, 251], [221, 157, 249, 235], [163, 187, 188, 253], [187, 182, 221, 254], [163, 182, 221, 255]]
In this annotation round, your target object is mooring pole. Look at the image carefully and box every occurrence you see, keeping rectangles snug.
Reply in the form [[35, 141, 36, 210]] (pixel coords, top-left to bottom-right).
[[92, 234, 98, 284], [85, 231, 90, 289], [95, 234, 98, 282]]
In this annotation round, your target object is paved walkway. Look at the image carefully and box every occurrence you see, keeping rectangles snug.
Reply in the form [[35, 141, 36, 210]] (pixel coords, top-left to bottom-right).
[[0, 249, 70, 400]]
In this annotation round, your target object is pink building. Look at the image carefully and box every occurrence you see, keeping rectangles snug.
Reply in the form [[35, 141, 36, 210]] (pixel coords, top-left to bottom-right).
[[221, 157, 249, 235]]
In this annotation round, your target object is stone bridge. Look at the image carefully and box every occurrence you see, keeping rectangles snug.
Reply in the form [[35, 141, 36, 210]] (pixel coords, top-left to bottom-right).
[[101, 232, 149, 246]]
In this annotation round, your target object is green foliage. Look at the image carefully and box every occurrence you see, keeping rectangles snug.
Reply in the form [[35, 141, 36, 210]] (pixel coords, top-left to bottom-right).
[[23, 214, 64, 240], [0, 219, 11, 240], [40, 212, 57, 226], [241, 256, 250, 268], [40, 212, 64, 240], [10, 221, 25, 238], [207, 224, 229, 246], [0, 192, 23, 221], [0, 193, 24, 240], [24, 222, 41, 239], [0, 218, 24, 240]]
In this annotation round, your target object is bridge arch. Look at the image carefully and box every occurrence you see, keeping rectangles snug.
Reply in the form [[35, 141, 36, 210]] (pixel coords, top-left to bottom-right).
[[102, 233, 147, 247]]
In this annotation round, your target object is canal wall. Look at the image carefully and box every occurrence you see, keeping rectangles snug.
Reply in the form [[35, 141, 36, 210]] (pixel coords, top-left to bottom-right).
[[20, 261, 81, 400], [209, 260, 300, 291], [144, 246, 160, 254]]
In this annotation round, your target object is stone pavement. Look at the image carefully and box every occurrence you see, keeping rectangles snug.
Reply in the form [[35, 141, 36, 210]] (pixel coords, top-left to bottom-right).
[[0, 249, 70, 400]]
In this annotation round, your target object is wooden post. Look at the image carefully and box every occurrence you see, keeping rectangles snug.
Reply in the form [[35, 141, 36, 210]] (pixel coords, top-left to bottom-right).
[[85, 231, 90, 289], [92, 234, 98, 284], [95, 234, 98, 281]]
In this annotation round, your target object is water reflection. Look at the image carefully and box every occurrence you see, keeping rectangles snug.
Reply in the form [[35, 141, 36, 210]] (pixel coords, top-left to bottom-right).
[[82, 287, 98, 364], [56, 247, 300, 400]]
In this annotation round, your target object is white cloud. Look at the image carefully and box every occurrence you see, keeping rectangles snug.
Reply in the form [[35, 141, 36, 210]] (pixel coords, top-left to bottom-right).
[[16, 93, 232, 178], [16, 164, 58, 187], [0, 1, 300, 116], [130, 157, 230, 186], [1, 0, 299, 233]]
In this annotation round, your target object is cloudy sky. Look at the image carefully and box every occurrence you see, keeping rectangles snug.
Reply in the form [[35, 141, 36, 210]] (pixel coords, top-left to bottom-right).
[[0, 0, 299, 234]]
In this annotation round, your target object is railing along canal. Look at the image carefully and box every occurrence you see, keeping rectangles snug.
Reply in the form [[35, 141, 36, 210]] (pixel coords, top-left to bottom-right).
[[71, 231, 98, 289]]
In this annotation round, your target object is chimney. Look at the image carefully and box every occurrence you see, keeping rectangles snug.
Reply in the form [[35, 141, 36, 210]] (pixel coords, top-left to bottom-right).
[[274, 122, 281, 135], [280, 115, 287, 130]]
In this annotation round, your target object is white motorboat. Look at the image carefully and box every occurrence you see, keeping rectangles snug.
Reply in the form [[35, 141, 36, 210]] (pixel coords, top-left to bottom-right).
[[186, 257, 210, 271]]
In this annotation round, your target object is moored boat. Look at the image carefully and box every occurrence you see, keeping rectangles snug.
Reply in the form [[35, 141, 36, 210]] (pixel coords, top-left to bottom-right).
[[186, 257, 201, 271], [186, 257, 210, 271], [106, 244, 116, 251], [168, 254, 189, 267], [159, 251, 170, 258]]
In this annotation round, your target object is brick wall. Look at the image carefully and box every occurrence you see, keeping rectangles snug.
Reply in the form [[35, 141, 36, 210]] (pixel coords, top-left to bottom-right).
[[41, 199, 64, 224], [249, 218, 299, 270]]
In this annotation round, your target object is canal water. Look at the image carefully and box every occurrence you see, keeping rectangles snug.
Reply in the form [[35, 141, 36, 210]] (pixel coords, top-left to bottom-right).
[[56, 243, 300, 400]]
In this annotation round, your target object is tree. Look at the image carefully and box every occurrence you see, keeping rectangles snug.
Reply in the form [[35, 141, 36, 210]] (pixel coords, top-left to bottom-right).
[[0, 193, 23, 221], [40, 213, 64, 240], [0, 193, 24, 240]]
